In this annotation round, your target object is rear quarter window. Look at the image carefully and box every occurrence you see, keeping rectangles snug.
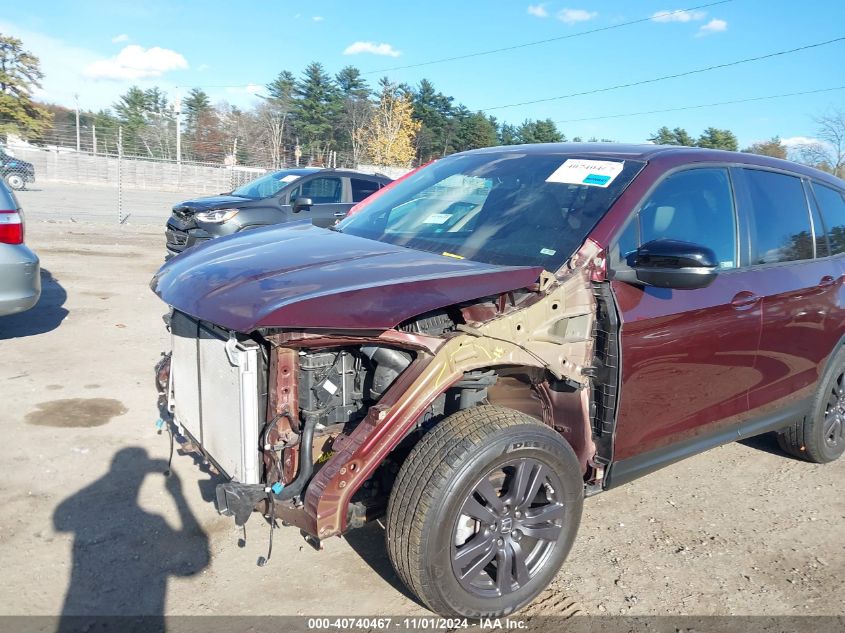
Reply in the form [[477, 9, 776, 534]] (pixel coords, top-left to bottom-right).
[[812, 183, 845, 255], [742, 169, 813, 264], [351, 178, 381, 203]]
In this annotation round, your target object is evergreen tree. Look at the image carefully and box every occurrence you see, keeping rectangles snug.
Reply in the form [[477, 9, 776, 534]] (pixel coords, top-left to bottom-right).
[[413, 79, 454, 160], [516, 118, 565, 144], [336, 66, 369, 99], [696, 127, 738, 151], [648, 126, 694, 146], [182, 88, 211, 133], [293, 62, 340, 162], [499, 123, 519, 145], [0, 34, 52, 138], [456, 111, 498, 151], [113, 86, 151, 155]]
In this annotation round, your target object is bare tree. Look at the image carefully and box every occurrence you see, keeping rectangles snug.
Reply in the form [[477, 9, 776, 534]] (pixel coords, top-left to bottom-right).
[[256, 102, 287, 169], [343, 96, 373, 167], [793, 107, 845, 177]]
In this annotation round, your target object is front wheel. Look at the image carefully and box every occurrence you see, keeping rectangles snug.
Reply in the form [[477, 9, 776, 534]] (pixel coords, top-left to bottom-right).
[[385, 405, 583, 617], [5, 173, 25, 190]]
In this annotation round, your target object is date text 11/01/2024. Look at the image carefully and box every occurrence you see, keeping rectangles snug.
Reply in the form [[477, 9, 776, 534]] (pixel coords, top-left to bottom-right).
[[307, 618, 527, 629]]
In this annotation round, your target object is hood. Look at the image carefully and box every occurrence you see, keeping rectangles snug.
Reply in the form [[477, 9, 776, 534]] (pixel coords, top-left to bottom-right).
[[174, 195, 253, 213], [151, 222, 543, 332]]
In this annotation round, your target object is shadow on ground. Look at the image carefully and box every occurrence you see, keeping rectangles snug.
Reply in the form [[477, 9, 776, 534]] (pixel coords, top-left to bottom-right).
[[0, 268, 68, 339], [343, 521, 424, 607], [53, 447, 210, 632], [739, 431, 797, 459]]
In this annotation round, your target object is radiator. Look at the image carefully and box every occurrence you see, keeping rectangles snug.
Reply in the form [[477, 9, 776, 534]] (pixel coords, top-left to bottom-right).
[[169, 311, 264, 484]]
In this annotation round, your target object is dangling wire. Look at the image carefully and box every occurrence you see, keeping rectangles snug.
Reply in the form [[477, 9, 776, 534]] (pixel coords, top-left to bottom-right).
[[163, 426, 175, 477], [257, 495, 276, 567]]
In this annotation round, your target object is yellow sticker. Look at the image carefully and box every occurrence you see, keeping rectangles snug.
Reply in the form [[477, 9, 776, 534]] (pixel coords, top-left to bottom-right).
[[442, 251, 465, 260]]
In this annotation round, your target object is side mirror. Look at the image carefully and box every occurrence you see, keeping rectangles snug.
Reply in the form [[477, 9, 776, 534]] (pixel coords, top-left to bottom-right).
[[615, 239, 718, 290], [292, 197, 313, 213]]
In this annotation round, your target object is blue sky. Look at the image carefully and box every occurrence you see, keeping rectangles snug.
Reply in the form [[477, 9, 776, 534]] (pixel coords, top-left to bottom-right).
[[2, 0, 844, 147]]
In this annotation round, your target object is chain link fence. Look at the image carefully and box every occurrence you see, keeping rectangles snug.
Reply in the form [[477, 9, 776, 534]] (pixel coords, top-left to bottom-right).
[[3, 121, 411, 223]]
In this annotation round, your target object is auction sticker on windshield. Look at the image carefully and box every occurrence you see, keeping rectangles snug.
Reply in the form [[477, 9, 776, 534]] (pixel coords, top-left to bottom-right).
[[279, 175, 301, 183], [423, 213, 451, 224], [546, 159, 624, 188]]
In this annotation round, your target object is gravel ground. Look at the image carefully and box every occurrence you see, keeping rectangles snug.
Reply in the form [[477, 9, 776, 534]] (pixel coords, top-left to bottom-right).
[[0, 210, 843, 620]]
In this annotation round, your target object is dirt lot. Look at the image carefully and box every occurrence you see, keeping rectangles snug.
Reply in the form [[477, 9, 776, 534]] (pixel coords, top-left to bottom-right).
[[1, 206, 843, 619]]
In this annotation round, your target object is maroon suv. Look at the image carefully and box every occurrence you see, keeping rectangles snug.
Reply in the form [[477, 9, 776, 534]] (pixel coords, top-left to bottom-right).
[[152, 144, 845, 617]]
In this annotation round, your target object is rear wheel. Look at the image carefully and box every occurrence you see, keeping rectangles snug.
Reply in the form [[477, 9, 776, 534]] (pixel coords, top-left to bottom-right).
[[385, 405, 583, 617], [778, 347, 845, 463], [5, 173, 24, 190]]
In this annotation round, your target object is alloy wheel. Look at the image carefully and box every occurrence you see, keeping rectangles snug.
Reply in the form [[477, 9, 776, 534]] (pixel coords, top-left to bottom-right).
[[451, 457, 565, 598]]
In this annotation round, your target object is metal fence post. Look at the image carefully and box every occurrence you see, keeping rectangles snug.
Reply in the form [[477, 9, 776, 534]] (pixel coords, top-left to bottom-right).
[[117, 126, 123, 224]]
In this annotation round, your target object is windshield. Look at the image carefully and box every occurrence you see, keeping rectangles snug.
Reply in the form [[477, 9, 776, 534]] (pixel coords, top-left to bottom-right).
[[231, 170, 308, 199], [337, 151, 644, 271]]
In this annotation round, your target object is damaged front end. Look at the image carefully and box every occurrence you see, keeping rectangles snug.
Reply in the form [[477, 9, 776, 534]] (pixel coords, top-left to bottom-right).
[[154, 236, 611, 546]]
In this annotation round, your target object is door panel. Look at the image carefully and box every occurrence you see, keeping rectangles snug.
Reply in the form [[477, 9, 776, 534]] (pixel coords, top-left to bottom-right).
[[610, 166, 762, 461], [736, 169, 844, 418], [747, 261, 843, 418], [612, 274, 762, 460]]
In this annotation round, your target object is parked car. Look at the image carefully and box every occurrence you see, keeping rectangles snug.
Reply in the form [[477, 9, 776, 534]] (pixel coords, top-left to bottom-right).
[[0, 180, 40, 316], [164, 168, 392, 256], [152, 144, 845, 617], [0, 150, 36, 191]]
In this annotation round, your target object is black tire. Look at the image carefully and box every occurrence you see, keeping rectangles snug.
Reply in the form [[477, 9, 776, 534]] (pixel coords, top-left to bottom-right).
[[778, 347, 845, 463], [385, 405, 583, 618], [5, 173, 25, 190]]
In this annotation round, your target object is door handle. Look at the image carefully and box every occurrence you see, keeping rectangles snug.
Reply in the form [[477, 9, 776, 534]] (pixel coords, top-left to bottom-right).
[[731, 291, 761, 309], [334, 212, 347, 217], [818, 275, 836, 288]]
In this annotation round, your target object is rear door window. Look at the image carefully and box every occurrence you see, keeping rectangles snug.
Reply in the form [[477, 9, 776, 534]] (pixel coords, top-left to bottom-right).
[[812, 183, 845, 255], [351, 178, 381, 202], [742, 169, 813, 264]]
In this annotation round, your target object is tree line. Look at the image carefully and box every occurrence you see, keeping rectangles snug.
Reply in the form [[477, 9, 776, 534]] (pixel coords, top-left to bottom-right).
[[1, 33, 843, 176]]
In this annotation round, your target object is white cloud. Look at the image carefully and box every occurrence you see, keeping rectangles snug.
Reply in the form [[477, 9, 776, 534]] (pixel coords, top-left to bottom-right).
[[111, 34, 129, 44], [197, 63, 210, 72], [651, 9, 707, 23], [697, 18, 728, 36], [84, 45, 188, 80], [343, 41, 402, 57], [312, 16, 324, 22], [557, 8, 598, 24], [527, 4, 548, 18], [782, 136, 823, 148]]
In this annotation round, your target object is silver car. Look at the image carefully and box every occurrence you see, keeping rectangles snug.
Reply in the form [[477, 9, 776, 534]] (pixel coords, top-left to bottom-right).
[[0, 181, 40, 316]]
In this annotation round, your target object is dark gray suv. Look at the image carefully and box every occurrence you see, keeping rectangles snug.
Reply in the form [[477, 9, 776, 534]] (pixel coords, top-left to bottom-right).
[[165, 168, 391, 256]]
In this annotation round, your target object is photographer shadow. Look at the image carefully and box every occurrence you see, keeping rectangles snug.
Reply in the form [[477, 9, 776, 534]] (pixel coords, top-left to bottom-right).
[[53, 447, 210, 632]]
